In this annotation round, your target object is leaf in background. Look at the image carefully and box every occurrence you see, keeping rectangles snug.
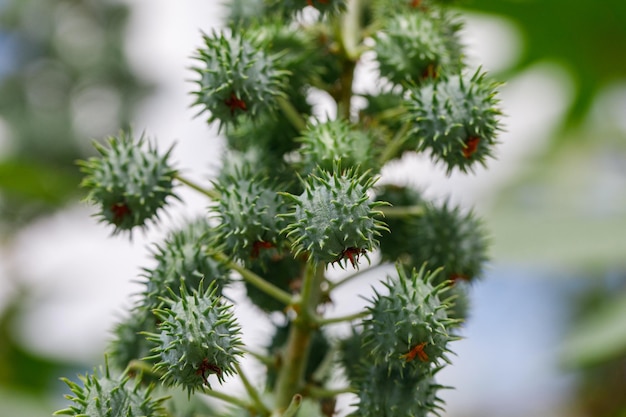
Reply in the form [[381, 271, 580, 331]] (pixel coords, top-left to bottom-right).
[[463, 0, 626, 128]]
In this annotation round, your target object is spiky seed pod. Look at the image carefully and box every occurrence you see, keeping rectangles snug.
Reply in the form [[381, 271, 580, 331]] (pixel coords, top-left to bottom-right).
[[244, 21, 324, 96], [78, 132, 177, 234], [406, 69, 503, 173], [409, 200, 489, 285], [297, 120, 377, 175], [375, 185, 424, 262], [141, 218, 230, 311], [55, 365, 167, 417], [281, 165, 388, 267], [147, 282, 243, 394], [108, 307, 159, 373], [374, 11, 463, 86], [191, 30, 289, 128], [363, 265, 457, 377], [213, 173, 288, 262], [353, 364, 446, 417]]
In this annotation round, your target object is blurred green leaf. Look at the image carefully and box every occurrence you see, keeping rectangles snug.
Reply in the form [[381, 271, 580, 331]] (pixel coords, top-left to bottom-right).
[[560, 289, 626, 367], [464, 0, 626, 127], [0, 158, 78, 205]]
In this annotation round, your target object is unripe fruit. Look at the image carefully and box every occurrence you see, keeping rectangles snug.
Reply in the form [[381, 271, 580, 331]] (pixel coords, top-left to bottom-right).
[[374, 11, 463, 85], [213, 173, 288, 262], [141, 218, 231, 311], [78, 132, 177, 234], [406, 69, 502, 173], [147, 282, 243, 394], [192, 30, 288, 128], [353, 364, 445, 417], [55, 365, 167, 417], [282, 165, 388, 267], [363, 265, 456, 377], [297, 120, 377, 175], [409, 200, 489, 284]]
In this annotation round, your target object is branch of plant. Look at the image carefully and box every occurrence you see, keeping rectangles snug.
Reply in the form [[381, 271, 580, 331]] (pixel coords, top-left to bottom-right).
[[174, 173, 220, 200], [274, 262, 326, 411], [210, 251, 294, 306], [378, 121, 412, 165], [235, 362, 271, 415]]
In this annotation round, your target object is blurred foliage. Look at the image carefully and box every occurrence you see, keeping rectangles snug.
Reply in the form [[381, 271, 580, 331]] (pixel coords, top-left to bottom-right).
[[464, 0, 626, 132], [0, 0, 150, 229], [0, 0, 149, 415]]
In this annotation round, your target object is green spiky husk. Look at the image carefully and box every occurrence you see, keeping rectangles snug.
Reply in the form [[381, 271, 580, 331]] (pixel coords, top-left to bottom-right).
[[352, 364, 446, 417], [297, 120, 377, 175], [406, 69, 502, 173], [191, 30, 288, 128], [374, 11, 463, 86], [363, 265, 456, 377], [213, 173, 288, 262], [282, 166, 388, 266], [147, 282, 243, 394], [141, 218, 231, 311], [407, 200, 489, 284], [108, 307, 159, 372], [78, 132, 177, 234], [55, 366, 167, 417]]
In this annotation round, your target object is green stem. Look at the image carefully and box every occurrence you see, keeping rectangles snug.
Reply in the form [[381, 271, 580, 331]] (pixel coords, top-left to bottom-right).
[[379, 204, 425, 217], [277, 96, 307, 132], [200, 386, 252, 410], [275, 394, 302, 417], [235, 362, 270, 415], [378, 121, 412, 165], [315, 310, 368, 326], [341, 0, 364, 61], [211, 252, 293, 306], [174, 173, 220, 200], [304, 385, 355, 399], [326, 262, 387, 290], [274, 262, 326, 412], [125, 359, 160, 379]]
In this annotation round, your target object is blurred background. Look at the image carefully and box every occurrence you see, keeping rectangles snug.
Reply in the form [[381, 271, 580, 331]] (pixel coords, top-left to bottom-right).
[[0, 0, 625, 416]]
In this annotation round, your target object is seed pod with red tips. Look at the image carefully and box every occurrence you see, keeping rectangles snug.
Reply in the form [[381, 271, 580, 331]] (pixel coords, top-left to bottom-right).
[[281, 164, 388, 267], [146, 281, 243, 394], [406, 68, 503, 173], [362, 265, 458, 377], [212, 171, 289, 263], [191, 30, 289, 129], [78, 132, 178, 234], [374, 11, 464, 86]]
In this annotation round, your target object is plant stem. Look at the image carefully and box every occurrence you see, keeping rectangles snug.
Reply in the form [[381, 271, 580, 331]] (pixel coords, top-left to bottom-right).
[[235, 362, 270, 415], [211, 251, 294, 306], [315, 310, 368, 326], [277, 96, 307, 132], [335, 0, 364, 120], [379, 204, 425, 217], [274, 262, 326, 412], [378, 121, 412, 165], [174, 173, 220, 199], [305, 385, 355, 399], [200, 387, 252, 410]]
